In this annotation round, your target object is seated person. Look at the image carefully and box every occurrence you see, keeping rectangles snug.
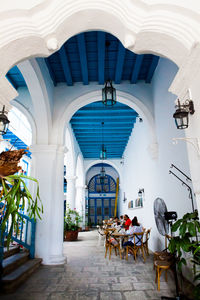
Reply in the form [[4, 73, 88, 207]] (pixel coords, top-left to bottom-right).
[[133, 216, 145, 231], [113, 221, 122, 232], [123, 214, 132, 231], [120, 215, 124, 226], [122, 218, 143, 248]]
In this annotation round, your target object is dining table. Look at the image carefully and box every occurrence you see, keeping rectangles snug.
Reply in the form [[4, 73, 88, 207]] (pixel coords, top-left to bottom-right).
[[111, 232, 131, 249]]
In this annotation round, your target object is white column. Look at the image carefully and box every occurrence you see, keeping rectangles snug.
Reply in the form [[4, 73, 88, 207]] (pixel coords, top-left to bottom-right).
[[75, 185, 85, 227], [30, 144, 66, 265], [66, 176, 77, 210]]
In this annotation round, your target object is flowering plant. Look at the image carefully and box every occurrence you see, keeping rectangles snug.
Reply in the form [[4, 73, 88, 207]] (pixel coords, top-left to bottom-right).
[[64, 205, 82, 231]]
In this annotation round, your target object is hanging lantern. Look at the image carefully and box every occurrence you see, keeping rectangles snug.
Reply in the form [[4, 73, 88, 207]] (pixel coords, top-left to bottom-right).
[[102, 80, 116, 107], [0, 105, 10, 135], [100, 166, 106, 185], [173, 99, 195, 129], [100, 144, 107, 160]]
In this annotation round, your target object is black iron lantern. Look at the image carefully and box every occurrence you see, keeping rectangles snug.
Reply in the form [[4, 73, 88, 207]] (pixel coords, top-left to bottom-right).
[[102, 80, 116, 106], [100, 166, 106, 185], [0, 105, 10, 135], [173, 99, 195, 129], [100, 144, 107, 160], [138, 188, 144, 197]]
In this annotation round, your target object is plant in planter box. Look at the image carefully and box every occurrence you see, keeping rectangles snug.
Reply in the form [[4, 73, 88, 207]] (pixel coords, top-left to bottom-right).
[[64, 205, 82, 241], [0, 149, 43, 248], [168, 210, 200, 299]]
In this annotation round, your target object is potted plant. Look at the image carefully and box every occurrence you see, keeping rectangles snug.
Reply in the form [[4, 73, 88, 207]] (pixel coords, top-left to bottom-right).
[[85, 222, 90, 231], [168, 210, 200, 299], [64, 205, 82, 241], [0, 149, 43, 247]]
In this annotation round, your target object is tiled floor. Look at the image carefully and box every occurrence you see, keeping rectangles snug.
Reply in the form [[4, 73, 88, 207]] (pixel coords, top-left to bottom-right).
[[1, 230, 178, 300]]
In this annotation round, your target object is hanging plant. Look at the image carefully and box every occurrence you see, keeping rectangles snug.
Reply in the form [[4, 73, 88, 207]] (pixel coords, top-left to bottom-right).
[[0, 149, 43, 247]]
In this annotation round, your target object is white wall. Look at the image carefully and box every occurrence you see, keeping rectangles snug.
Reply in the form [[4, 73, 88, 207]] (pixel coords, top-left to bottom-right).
[[121, 58, 197, 252]]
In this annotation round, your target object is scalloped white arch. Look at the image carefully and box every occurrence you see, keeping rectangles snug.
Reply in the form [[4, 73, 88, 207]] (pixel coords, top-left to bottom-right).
[[1, 0, 200, 106]]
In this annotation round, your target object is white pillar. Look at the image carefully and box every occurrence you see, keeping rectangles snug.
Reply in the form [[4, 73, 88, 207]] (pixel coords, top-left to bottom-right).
[[75, 185, 85, 227], [30, 144, 66, 265], [66, 176, 77, 210]]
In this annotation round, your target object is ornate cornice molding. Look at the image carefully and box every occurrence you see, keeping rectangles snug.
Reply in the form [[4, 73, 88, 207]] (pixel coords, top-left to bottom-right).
[[1, 0, 200, 107]]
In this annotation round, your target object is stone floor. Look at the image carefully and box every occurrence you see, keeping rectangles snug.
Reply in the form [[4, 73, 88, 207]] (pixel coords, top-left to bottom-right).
[[1, 230, 180, 300]]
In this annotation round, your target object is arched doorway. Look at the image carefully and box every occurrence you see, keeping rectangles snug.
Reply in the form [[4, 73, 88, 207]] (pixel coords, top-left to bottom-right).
[[88, 172, 116, 226]]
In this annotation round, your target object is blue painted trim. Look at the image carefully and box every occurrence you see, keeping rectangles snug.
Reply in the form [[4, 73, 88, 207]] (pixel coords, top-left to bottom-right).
[[131, 55, 144, 83], [30, 220, 36, 259], [77, 33, 89, 85], [44, 58, 57, 86], [58, 46, 73, 86], [6, 74, 18, 90], [146, 56, 159, 83], [97, 32, 105, 84], [115, 42, 126, 84]]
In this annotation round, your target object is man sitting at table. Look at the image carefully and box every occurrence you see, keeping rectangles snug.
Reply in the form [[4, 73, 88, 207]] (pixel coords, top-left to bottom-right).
[[124, 214, 132, 230]]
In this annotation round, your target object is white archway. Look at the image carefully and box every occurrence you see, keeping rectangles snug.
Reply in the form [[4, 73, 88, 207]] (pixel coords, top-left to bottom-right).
[[85, 160, 121, 182], [56, 89, 158, 158], [1, 1, 200, 107]]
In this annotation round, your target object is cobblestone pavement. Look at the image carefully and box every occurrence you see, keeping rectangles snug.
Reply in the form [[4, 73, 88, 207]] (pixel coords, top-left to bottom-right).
[[1, 230, 177, 300]]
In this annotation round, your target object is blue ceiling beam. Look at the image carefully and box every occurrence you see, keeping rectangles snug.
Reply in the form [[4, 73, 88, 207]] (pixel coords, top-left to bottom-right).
[[97, 32, 105, 84], [58, 45, 73, 86], [77, 33, 88, 85], [44, 58, 57, 86], [77, 107, 135, 113], [131, 55, 144, 84], [73, 112, 137, 118], [145, 56, 159, 83], [6, 74, 18, 90], [115, 42, 126, 84], [71, 124, 134, 128], [72, 115, 137, 120], [73, 129, 132, 133]]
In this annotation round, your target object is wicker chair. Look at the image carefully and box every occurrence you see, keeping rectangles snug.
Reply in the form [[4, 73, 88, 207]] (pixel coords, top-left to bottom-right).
[[143, 228, 151, 256], [153, 234, 172, 267], [125, 232, 146, 262], [105, 232, 122, 260]]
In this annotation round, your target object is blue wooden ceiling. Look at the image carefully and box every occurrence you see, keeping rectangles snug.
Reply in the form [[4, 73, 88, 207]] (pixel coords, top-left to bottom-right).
[[70, 101, 138, 159], [6, 31, 159, 160], [6, 31, 159, 88]]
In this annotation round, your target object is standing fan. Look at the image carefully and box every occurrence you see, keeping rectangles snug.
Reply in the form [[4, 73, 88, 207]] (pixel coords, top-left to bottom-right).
[[154, 198, 169, 236], [154, 198, 183, 300]]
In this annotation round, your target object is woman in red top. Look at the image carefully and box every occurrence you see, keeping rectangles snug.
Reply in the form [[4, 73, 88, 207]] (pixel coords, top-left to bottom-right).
[[124, 214, 132, 230]]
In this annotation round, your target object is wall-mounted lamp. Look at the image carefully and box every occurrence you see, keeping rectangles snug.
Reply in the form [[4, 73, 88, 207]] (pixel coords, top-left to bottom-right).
[[0, 105, 10, 135], [123, 192, 127, 203], [173, 99, 195, 129], [138, 188, 144, 197]]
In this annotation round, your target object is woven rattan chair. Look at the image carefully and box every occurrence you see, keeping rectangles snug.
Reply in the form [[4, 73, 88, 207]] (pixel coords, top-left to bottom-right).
[[125, 232, 146, 262], [143, 228, 151, 256]]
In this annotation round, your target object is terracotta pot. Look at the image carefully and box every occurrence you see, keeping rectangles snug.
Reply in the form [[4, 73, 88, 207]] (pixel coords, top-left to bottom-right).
[[85, 226, 90, 231], [64, 230, 78, 241]]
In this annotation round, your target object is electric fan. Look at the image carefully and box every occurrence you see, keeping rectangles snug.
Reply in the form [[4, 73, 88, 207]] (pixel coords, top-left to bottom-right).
[[154, 198, 169, 236], [153, 198, 184, 300]]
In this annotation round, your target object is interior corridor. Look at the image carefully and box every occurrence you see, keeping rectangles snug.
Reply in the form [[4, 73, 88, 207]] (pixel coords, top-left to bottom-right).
[[0, 231, 179, 300]]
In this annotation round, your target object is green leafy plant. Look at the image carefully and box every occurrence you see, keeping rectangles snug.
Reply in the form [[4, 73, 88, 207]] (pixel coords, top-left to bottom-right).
[[64, 205, 82, 232], [0, 174, 43, 247], [168, 210, 200, 299]]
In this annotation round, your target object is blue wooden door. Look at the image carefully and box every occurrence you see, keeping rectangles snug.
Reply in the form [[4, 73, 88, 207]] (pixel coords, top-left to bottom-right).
[[88, 174, 116, 225]]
